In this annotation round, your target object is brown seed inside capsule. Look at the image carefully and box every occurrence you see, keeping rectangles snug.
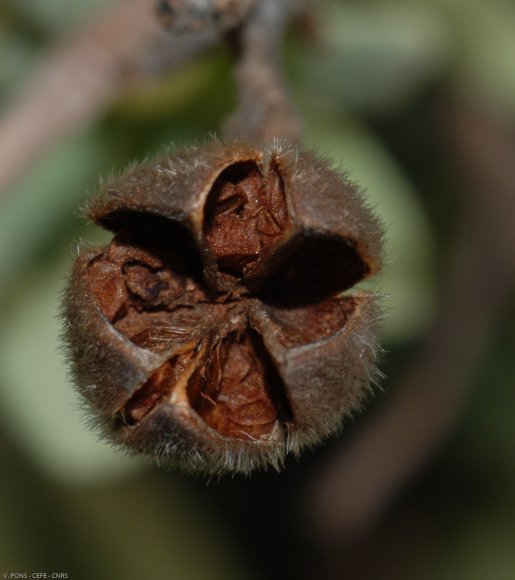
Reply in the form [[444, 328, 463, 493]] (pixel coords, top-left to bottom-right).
[[186, 330, 290, 440], [204, 161, 287, 278]]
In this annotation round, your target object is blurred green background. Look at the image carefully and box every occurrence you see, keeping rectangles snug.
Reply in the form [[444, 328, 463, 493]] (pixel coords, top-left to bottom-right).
[[1, 0, 514, 578]]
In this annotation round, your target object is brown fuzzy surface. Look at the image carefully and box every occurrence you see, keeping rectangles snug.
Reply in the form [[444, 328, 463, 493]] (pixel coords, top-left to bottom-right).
[[63, 139, 383, 474]]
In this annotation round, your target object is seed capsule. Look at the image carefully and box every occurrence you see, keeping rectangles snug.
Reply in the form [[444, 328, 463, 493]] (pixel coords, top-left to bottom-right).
[[62, 138, 383, 475]]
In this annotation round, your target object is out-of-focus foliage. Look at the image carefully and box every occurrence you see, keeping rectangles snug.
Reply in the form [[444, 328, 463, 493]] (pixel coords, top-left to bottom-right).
[[0, 0, 514, 578], [300, 1, 452, 113], [6, 0, 115, 35]]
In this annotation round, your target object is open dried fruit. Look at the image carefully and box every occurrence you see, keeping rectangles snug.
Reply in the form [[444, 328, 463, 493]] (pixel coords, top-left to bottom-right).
[[62, 138, 383, 475]]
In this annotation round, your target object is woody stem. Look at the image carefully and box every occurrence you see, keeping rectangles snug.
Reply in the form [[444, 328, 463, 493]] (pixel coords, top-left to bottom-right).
[[223, 0, 302, 143]]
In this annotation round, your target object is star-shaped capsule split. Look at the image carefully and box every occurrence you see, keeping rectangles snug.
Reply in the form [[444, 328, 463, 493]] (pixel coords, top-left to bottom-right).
[[62, 138, 384, 475]]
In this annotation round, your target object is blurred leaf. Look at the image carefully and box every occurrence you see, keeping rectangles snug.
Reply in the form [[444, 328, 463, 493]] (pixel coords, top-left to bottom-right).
[[434, 0, 515, 114], [433, 501, 515, 580], [54, 476, 249, 580], [299, 0, 451, 113], [0, 26, 36, 104], [0, 130, 111, 291], [453, 329, 515, 487], [114, 52, 224, 120], [8, 0, 115, 35], [0, 434, 248, 580]]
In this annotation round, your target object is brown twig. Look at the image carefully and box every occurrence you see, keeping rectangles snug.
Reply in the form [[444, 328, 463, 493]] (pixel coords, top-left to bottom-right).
[[0, 0, 216, 201], [223, 0, 302, 142], [157, 0, 257, 32], [0, 0, 303, 200], [302, 99, 515, 548]]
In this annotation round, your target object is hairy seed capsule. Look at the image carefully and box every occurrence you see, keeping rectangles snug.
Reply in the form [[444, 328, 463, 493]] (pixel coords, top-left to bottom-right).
[[62, 138, 384, 475]]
